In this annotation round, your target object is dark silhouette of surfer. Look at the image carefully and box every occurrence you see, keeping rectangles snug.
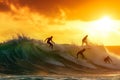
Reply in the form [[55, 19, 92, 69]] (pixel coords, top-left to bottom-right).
[[82, 35, 88, 46], [44, 36, 55, 49], [104, 56, 112, 64], [77, 48, 86, 59]]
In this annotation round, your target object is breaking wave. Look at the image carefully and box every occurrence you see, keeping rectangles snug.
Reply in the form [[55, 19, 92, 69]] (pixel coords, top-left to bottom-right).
[[0, 35, 120, 75]]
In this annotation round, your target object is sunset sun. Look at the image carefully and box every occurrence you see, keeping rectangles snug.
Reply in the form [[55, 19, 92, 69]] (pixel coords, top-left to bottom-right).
[[86, 16, 115, 38], [96, 16, 114, 33], [96, 16, 113, 27]]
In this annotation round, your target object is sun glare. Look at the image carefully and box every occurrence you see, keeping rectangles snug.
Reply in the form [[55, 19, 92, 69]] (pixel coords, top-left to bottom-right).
[[96, 16, 113, 27], [87, 16, 115, 37]]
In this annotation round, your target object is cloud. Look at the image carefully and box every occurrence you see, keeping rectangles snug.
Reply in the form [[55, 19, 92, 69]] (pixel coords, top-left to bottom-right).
[[0, 1, 11, 12], [6, 0, 88, 20], [1, 0, 120, 21]]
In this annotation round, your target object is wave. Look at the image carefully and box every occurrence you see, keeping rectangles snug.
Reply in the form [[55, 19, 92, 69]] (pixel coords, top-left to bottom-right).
[[0, 35, 120, 74]]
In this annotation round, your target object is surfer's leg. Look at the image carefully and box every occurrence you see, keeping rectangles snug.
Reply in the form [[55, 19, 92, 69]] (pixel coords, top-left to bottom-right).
[[49, 42, 53, 49], [48, 42, 51, 48], [106, 59, 108, 63], [81, 53, 85, 59], [85, 41, 88, 45], [104, 59, 107, 63], [110, 58, 112, 63], [51, 43, 53, 49], [106, 59, 110, 63], [109, 58, 112, 63], [47, 41, 50, 45]]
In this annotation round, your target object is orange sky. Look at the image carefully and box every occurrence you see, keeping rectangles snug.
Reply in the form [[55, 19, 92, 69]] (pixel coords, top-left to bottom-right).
[[0, 0, 120, 45]]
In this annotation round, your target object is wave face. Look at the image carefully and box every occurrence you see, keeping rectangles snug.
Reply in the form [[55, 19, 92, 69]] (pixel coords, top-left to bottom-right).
[[0, 36, 120, 74]]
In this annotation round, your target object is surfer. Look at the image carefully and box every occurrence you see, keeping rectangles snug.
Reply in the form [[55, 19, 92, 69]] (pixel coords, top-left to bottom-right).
[[77, 48, 86, 59], [82, 35, 88, 46], [104, 56, 112, 64], [44, 36, 55, 49]]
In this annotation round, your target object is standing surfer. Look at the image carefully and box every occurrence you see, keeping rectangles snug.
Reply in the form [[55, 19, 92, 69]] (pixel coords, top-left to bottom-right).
[[44, 36, 55, 49], [82, 35, 88, 46]]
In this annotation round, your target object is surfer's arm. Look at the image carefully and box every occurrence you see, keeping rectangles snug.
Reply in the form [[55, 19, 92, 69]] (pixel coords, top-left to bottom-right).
[[44, 38, 48, 42], [51, 40, 55, 44]]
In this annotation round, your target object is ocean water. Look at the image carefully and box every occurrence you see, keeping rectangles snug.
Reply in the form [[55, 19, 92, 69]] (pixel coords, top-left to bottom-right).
[[0, 74, 120, 80], [0, 36, 120, 80]]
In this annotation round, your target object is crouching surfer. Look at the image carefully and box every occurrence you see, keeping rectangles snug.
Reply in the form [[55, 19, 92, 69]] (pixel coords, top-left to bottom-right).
[[104, 56, 112, 64], [77, 48, 86, 59]]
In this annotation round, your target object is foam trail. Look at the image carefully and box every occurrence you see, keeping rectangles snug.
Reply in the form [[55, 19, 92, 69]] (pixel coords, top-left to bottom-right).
[[82, 42, 120, 69]]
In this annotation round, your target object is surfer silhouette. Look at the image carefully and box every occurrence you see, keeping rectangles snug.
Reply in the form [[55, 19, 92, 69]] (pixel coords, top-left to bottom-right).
[[77, 48, 86, 59], [44, 36, 55, 49], [104, 56, 112, 64], [82, 35, 88, 46]]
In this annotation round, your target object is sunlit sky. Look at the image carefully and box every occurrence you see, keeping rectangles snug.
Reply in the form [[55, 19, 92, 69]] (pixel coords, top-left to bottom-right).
[[1, 0, 120, 45]]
